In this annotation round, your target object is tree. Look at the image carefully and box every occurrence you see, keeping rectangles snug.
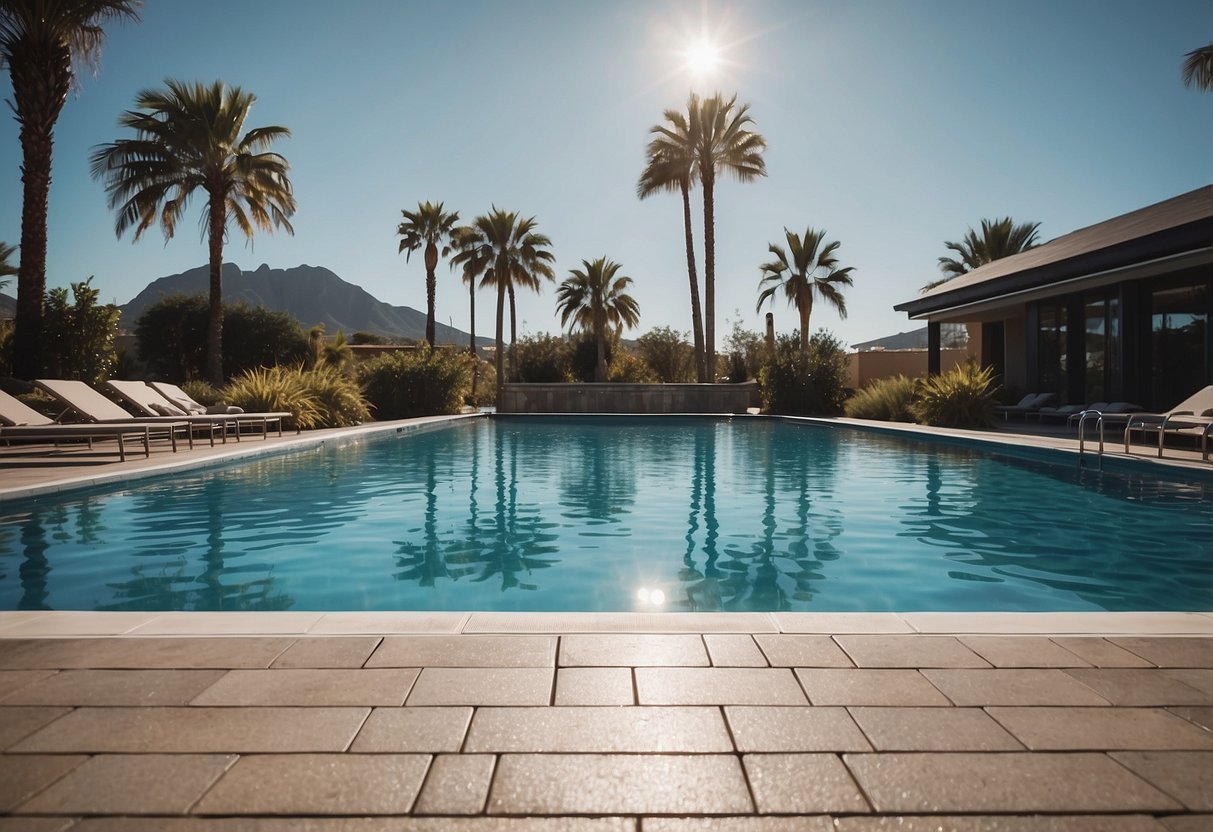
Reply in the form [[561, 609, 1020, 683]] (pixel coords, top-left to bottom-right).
[[40, 276, 119, 382], [635, 326, 695, 383], [90, 79, 296, 386], [0, 241, 16, 292], [555, 257, 640, 383], [1182, 42, 1213, 91], [448, 227, 484, 399], [638, 96, 706, 382], [694, 92, 767, 380], [925, 217, 1041, 291], [397, 200, 459, 347], [0, 0, 141, 379], [449, 208, 554, 389], [757, 227, 854, 355]]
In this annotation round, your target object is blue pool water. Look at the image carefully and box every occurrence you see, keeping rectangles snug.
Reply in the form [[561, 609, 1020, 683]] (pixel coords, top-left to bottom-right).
[[0, 416, 1210, 612]]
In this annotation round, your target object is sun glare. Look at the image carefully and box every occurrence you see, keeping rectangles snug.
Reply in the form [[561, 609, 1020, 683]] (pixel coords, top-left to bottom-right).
[[684, 39, 720, 78]]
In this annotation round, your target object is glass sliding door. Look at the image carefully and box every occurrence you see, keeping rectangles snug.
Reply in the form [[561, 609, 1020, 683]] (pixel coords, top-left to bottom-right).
[[1151, 280, 1208, 410], [1083, 294, 1120, 403], [1037, 302, 1067, 401]]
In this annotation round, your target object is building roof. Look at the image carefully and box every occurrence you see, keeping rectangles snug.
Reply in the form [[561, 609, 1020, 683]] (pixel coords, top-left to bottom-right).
[[895, 185, 1213, 318]]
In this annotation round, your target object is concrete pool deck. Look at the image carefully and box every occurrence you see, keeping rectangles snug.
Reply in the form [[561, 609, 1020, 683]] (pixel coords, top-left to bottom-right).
[[1, 415, 1210, 827]]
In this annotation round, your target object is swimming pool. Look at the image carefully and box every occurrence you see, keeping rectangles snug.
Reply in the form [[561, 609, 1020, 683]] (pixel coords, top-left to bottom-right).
[[0, 416, 1209, 612]]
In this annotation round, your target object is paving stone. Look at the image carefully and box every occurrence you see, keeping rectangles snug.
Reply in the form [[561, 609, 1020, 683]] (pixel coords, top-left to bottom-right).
[[1165, 669, 1213, 696], [12, 706, 368, 753], [835, 635, 990, 668], [1158, 816, 1213, 832], [1110, 752, 1213, 811], [794, 669, 951, 706], [72, 818, 635, 831], [0, 818, 77, 832], [832, 816, 1167, 831], [742, 753, 871, 814], [0, 753, 85, 812], [725, 706, 870, 752], [635, 667, 806, 705], [0, 637, 293, 669], [703, 634, 768, 667], [413, 754, 495, 815], [465, 706, 732, 753], [2, 669, 226, 706], [367, 635, 556, 667], [753, 635, 853, 667], [349, 706, 472, 752], [17, 753, 236, 814], [644, 820, 833, 832], [271, 637, 382, 668], [843, 752, 1183, 813], [1168, 706, 1213, 731], [988, 706, 1213, 750], [848, 707, 1022, 751], [554, 667, 634, 705], [559, 634, 708, 667], [487, 753, 752, 815], [959, 636, 1093, 667], [922, 669, 1109, 706], [1052, 637, 1156, 667], [1064, 668, 1213, 705], [194, 754, 431, 815], [0, 669, 56, 699], [191, 668, 419, 706], [1111, 638, 1213, 668], [772, 612, 913, 634], [406, 668, 553, 706], [308, 612, 468, 634], [0, 706, 70, 749]]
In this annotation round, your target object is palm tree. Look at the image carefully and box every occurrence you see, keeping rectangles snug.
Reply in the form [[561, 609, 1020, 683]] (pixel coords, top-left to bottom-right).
[[638, 96, 706, 382], [1182, 42, 1213, 91], [449, 208, 554, 389], [0, 241, 16, 292], [556, 257, 641, 382], [756, 227, 854, 355], [694, 92, 767, 380], [449, 226, 485, 399], [924, 217, 1041, 291], [90, 79, 296, 386], [1, 0, 141, 379], [397, 201, 459, 347]]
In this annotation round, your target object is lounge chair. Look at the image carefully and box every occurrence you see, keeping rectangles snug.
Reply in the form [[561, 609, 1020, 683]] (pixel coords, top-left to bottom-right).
[[149, 381, 294, 435], [1123, 385, 1213, 459], [0, 388, 182, 462], [104, 380, 287, 441], [993, 392, 1055, 421], [34, 379, 216, 448], [1034, 403, 1087, 423]]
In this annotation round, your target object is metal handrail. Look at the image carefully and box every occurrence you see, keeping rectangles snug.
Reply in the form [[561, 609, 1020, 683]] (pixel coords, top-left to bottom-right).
[[1077, 410, 1108, 469]]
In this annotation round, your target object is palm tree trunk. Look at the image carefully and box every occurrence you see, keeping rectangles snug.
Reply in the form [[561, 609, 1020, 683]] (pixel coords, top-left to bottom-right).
[[468, 275, 478, 401], [205, 199, 226, 386], [595, 310, 607, 383], [507, 283, 518, 383], [494, 281, 505, 396], [799, 301, 811, 356], [702, 171, 716, 382], [680, 179, 706, 383], [424, 242, 438, 347]]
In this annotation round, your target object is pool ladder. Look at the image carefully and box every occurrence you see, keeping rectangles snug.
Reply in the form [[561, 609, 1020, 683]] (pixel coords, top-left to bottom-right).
[[1076, 410, 1111, 469]]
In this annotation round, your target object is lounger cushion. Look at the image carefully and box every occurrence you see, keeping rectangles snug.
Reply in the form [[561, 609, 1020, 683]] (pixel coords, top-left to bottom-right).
[[206, 405, 245, 415], [149, 402, 187, 416]]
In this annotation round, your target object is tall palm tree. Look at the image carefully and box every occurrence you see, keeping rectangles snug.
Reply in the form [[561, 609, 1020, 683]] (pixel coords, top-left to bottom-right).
[[1182, 42, 1213, 91], [556, 257, 641, 382], [397, 200, 459, 347], [0, 241, 16, 292], [925, 217, 1041, 291], [450, 225, 486, 400], [756, 227, 854, 355], [1, 0, 141, 379], [90, 79, 296, 385], [449, 208, 554, 389], [638, 96, 706, 382]]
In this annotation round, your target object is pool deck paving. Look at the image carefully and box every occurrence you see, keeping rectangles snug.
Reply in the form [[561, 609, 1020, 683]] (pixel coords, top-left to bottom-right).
[[1, 415, 1211, 827]]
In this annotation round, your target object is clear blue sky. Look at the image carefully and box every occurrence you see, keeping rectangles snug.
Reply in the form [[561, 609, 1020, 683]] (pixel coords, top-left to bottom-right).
[[1, 0, 1210, 348]]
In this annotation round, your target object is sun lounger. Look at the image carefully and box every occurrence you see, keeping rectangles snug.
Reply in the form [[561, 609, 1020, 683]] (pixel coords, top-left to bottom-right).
[[0, 389, 183, 461], [104, 380, 287, 441], [993, 392, 1055, 421], [1123, 385, 1213, 459], [33, 379, 213, 448], [1034, 403, 1086, 423], [149, 381, 294, 436]]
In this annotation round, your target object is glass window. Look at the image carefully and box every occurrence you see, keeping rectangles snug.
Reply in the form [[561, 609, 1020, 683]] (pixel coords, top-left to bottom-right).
[[1037, 302, 1067, 401], [1151, 282, 1208, 409], [1084, 294, 1121, 403]]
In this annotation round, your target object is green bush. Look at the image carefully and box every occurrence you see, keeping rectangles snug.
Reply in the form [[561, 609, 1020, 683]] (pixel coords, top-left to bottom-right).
[[910, 360, 998, 428], [607, 348, 658, 383], [468, 357, 496, 407], [569, 332, 611, 383], [223, 365, 370, 430], [758, 331, 849, 416], [844, 375, 917, 421], [635, 327, 695, 383], [181, 380, 224, 407], [723, 317, 766, 382], [514, 334, 572, 382], [41, 278, 120, 383], [356, 346, 471, 420]]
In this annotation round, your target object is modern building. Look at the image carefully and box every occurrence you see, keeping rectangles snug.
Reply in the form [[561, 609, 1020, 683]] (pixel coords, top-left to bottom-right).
[[894, 185, 1212, 410]]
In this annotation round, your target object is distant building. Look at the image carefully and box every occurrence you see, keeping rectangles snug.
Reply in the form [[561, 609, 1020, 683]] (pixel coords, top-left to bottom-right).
[[894, 186, 1212, 410]]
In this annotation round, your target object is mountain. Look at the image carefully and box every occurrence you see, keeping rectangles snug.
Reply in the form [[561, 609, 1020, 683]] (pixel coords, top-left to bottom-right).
[[118, 263, 491, 345], [852, 324, 968, 351], [0, 292, 13, 320]]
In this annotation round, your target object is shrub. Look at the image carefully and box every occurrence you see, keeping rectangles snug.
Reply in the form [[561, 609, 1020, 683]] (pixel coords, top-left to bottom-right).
[[758, 331, 849, 416], [723, 316, 766, 382], [514, 334, 572, 382], [181, 380, 224, 407], [635, 327, 695, 383], [910, 359, 998, 428], [607, 348, 657, 383], [844, 375, 917, 421], [468, 358, 496, 407], [356, 346, 471, 420], [41, 278, 120, 383], [569, 332, 612, 383], [223, 366, 370, 430], [303, 364, 372, 427]]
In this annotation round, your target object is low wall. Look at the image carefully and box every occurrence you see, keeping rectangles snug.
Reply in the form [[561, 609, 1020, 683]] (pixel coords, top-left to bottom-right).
[[498, 382, 759, 414], [847, 348, 972, 389]]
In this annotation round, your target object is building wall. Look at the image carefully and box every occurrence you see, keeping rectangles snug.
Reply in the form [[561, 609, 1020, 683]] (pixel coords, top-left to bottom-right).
[[846, 349, 971, 389], [1003, 316, 1028, 391]]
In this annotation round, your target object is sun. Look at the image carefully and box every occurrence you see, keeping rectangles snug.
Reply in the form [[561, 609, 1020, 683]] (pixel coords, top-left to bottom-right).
[[683, 39, 721, 79]]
